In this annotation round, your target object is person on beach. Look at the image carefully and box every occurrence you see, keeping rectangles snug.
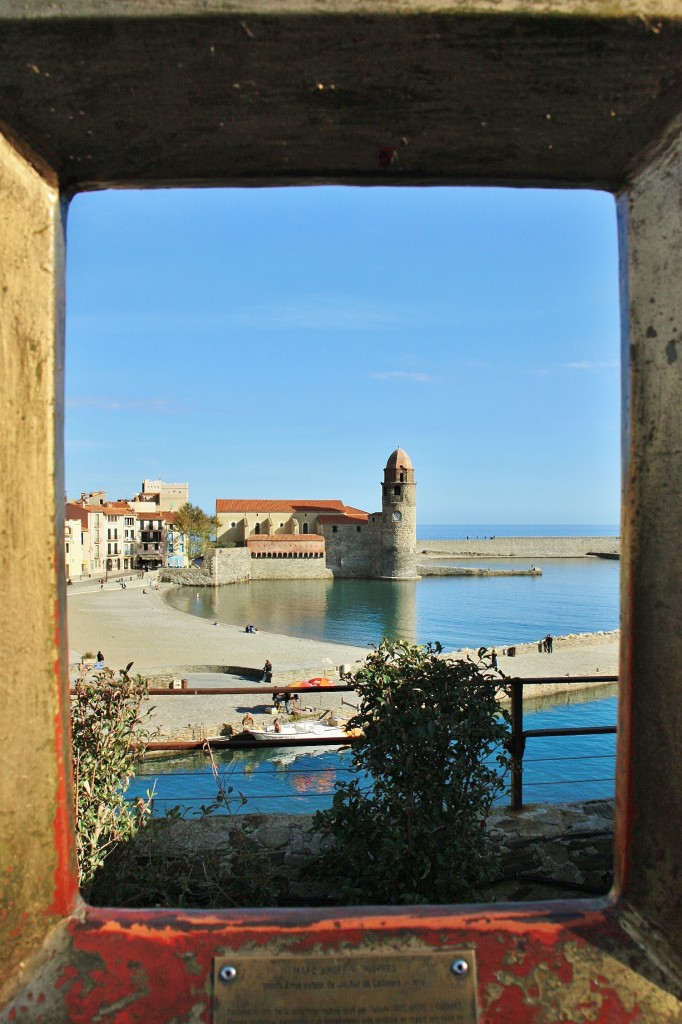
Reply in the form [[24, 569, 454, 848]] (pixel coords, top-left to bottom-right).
[[262, 659, 273, 683], [273, 690, 289, 711], [546, 634, 554, 653], [94, 651, 104, 669], [491, 649, 498, 670]]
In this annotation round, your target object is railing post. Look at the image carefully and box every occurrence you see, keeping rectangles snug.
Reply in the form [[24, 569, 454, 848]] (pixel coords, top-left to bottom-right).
[[510, 678, 524, 811]]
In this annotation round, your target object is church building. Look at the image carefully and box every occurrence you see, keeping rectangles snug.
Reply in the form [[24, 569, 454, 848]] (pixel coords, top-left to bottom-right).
[[214, 448, 418, 580]]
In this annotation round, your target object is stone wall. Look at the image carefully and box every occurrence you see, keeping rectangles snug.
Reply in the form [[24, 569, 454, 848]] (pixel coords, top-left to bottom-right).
[[159, 566, 214, 586], [111, 800, 613, 907], [322, 518, 382, 577], [205, 548, 252, 584], [420, 536, 619, 558], [418, 565, 541, 577], [250, 555, 332, 580]]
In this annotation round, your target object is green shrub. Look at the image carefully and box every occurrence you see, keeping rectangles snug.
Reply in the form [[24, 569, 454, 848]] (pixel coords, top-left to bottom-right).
[[83, 729, 279, 909], [71, 664, 155, 894], [87, 815, 280, 909], [313, 640, 510, 904]]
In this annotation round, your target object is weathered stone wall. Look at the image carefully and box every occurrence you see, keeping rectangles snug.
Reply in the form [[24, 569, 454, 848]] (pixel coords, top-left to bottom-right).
[[420, 536, 620, 558], [111, 800, 613, 907], [381, 473, 418, 579], [206, 548, 252, 584], [250, 556, 332, 581], [418, 565, 540, 577], [160, 566, 214, 586], [322, 518, 382, 577]]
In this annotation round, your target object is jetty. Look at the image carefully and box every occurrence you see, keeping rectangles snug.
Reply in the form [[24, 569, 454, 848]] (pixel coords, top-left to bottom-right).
[[419, 536, 619, 559], [417, 565, 541, 577]]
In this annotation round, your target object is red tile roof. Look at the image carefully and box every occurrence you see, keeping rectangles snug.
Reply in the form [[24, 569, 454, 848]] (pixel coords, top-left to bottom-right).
[[79, 503, 132, 514], [65, 503, 89, 526], [137, 511, 176, 523], [216, 499, 346, 514]]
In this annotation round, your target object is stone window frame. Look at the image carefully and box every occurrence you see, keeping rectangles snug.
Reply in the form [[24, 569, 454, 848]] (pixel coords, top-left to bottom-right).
[[1, 3, 681, 1019]]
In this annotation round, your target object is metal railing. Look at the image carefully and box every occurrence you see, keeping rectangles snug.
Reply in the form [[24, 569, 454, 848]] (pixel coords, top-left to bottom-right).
[[110, 676, 618, 811], [508, 675, 618, 810]]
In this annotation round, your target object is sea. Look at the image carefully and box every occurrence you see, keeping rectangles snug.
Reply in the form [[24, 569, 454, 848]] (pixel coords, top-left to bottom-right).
[[165, 524, 620, 651], [134, 525, 621, 815], [417, 524, 619, 540], [129, 689, 618, 816]]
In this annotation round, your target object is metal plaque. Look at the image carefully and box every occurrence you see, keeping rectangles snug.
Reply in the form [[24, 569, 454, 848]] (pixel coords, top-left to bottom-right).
[[214, 950, 478, 1024]]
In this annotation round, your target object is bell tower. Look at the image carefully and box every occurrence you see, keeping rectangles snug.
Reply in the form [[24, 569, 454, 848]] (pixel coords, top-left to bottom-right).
[[380, 447, 419, 579]]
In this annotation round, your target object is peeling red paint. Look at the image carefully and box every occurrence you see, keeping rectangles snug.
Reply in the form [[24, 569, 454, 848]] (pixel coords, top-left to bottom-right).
[[48, 899, 672, 1023]]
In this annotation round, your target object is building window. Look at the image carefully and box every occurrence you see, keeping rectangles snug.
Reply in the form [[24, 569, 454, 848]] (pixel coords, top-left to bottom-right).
[[394, 485, 401, 496], [357, 526, 362, 532], [255, 523, 261, 535], [332, 526, 338, 533], [303, 523, 309, 534]]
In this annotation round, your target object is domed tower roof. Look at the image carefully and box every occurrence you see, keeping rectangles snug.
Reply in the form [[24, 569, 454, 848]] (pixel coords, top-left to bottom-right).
[[385, 447, 413, 471]]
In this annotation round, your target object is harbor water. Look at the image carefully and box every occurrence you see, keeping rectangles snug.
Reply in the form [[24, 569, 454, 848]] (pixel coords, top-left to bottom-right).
[[128, 687, 618, 816], [144, 531, 620, 815], [164, 557, 619, 652]]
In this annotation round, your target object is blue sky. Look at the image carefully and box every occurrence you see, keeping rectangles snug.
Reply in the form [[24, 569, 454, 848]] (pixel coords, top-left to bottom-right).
[[65, 186, 621, 524]]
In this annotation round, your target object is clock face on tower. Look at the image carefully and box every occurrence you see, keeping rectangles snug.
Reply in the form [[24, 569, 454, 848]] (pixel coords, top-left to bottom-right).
[[392, 511, 402, 522]]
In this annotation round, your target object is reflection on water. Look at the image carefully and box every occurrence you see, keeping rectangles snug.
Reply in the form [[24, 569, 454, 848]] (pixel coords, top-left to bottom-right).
[[165, 558, 619, 650], [133, 743, 354, 817], [128, 687, 617, 816]]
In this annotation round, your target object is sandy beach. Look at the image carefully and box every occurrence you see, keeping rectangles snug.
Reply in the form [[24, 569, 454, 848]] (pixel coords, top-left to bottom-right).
[[67, 581, 369, 678], [67, 581, 619, 738]]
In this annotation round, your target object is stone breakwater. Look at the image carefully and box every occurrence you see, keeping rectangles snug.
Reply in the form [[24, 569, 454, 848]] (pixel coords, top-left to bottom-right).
[[417, 565, 541, 577], [420, 536, 619, 558]]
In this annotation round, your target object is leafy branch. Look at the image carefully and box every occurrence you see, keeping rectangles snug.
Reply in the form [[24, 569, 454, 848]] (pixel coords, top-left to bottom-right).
[[314, 639, 510, 904]]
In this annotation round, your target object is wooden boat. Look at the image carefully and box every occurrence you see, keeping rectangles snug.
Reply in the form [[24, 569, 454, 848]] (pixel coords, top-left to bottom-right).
[[143, 720, 361, 753], [238, 721, 358, 745]]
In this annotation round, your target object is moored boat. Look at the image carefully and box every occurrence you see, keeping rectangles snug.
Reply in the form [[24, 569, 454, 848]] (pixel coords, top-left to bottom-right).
[[238, 720, 359, 744]]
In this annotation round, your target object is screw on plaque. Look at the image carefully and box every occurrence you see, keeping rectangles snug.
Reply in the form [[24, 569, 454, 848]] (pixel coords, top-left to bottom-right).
[[219, 965, 238, 983], [450, 958, 469, 977], [377, 145, 397, 167]]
